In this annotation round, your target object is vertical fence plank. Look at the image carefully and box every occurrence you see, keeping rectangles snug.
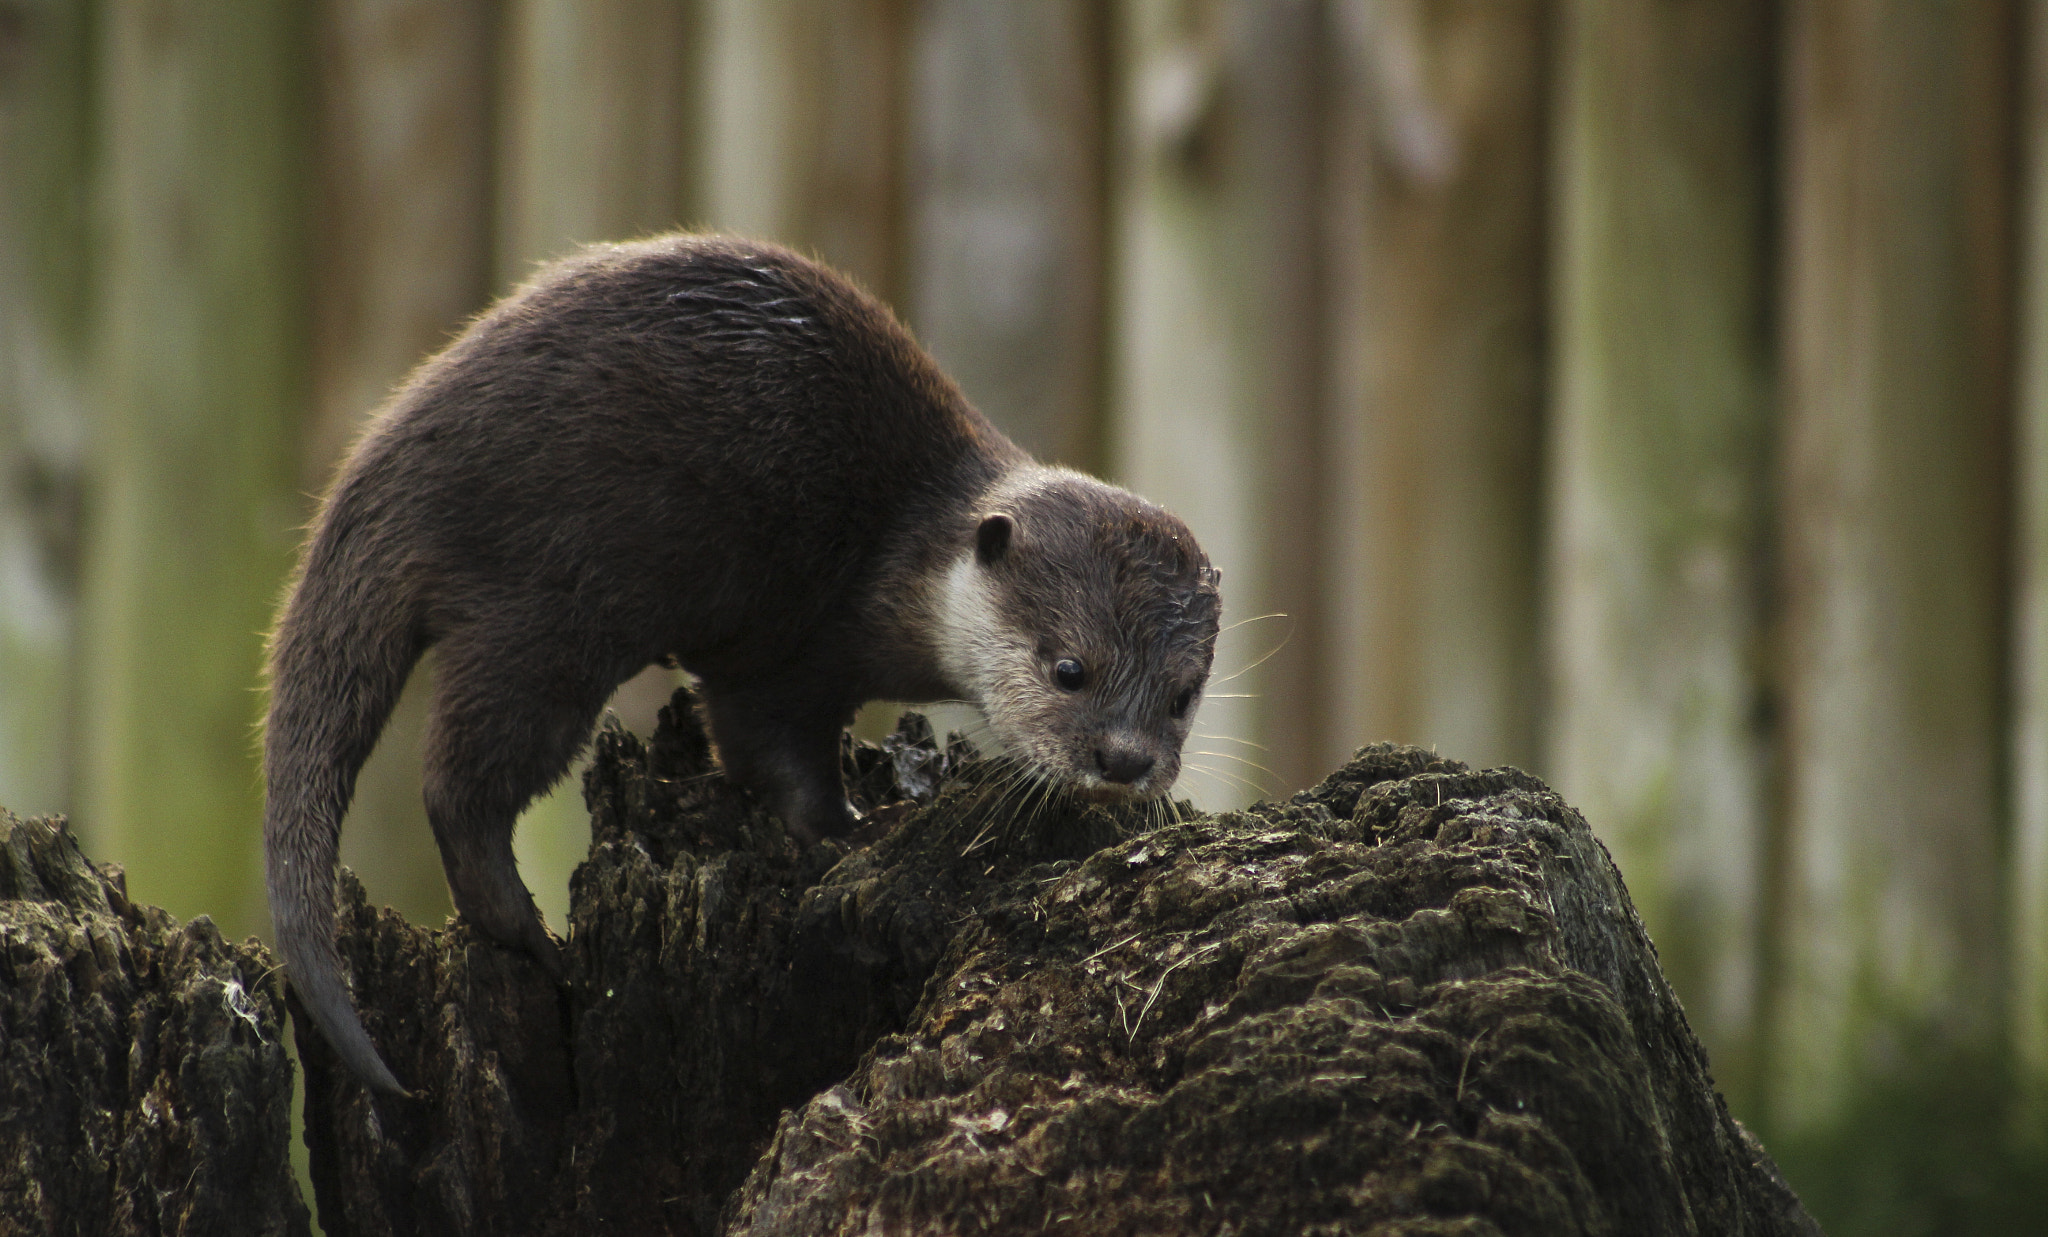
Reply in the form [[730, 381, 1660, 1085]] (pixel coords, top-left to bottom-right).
[[699, 0, 808, 243], [1321, 0, 1548, 779], [498, 0, 699, 278], [0, 0, 92, 818], [1545, 0, 1775, 1103], [802, 0, 907, 299], [311, 0, 497, 928], [1225, 1, 1329, 798], [497, 0, 704, 931], [904, 0, 1107, 471], [80, 0, 311, 939], [1111, 0, 1324, 807], [701, 0, 905, 299], [2015, 0, 2048, 1144], [1776, 0, 2015, 1149]]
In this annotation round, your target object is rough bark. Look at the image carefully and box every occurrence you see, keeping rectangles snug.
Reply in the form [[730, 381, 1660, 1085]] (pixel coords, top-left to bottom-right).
[[1, 687, 1816, 1234], [0, 808, 309, 1237], [290, 689, 1817, 1236]]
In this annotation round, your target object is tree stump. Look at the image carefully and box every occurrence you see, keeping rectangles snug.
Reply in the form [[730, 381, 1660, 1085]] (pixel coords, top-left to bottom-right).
[[0, 809, 309, 1236], [0, 686, 1819, 1234], [289, 690, 1818, 1236]]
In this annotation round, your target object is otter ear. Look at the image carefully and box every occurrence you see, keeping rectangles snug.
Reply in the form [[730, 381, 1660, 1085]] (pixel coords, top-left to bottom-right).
[[976, 513, 1015, 565]]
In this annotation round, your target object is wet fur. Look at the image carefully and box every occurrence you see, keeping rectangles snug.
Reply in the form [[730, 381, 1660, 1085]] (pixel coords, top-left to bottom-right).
[[264, 234, 1218, 1095]]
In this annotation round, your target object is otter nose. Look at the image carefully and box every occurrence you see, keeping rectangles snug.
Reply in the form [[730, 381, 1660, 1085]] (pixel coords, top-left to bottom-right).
[[1094, 745, 1155, 785]]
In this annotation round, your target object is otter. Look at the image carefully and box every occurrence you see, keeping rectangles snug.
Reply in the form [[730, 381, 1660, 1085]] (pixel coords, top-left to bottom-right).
[[264, 234, 1221, 1096]]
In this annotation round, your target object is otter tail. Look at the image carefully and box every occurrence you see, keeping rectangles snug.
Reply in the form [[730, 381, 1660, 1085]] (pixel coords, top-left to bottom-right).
[[262, 553, 420, 1096]]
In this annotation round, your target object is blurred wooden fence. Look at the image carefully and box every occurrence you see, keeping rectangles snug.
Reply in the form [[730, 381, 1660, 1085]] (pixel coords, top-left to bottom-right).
[[4, 1, 2047, 1227]]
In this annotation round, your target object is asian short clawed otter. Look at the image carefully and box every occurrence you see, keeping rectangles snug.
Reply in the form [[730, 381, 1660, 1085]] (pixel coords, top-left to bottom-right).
[[263, 233, 1221, 1096]]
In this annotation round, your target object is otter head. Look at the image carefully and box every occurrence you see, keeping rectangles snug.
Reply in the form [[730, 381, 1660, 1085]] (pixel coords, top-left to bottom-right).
[[936, 469, 1222, 804]]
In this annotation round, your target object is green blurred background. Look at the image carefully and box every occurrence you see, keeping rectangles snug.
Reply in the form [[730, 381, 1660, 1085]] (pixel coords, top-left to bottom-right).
[[3, 2, 2047, 1230]]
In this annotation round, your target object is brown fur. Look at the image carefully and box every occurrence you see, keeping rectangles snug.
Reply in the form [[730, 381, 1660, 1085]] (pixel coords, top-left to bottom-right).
[[263, 234, 1219, 1095]]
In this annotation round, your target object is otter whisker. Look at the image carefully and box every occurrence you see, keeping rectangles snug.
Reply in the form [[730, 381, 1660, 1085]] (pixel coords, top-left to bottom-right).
[[1193, 730, 1270, 751], [1186, 749, 1282, 782], [1181, 761, 1271, 798], [1208, 630, 1292, 686], [1218, 611, 1291, 636]]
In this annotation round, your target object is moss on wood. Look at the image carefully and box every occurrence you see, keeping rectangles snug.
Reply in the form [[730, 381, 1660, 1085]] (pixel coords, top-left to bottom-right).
[[0, 809, 309, 1236], [292, 690, 1814, 1235], [2, 687, 1818, 1234]]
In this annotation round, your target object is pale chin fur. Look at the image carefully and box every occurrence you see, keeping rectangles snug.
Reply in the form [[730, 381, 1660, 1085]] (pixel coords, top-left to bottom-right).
[[932, 553, 1036, 747]]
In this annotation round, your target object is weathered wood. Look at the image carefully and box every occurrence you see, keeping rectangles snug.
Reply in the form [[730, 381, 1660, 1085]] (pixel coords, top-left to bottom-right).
[[79, 0, 312, 941], [1110, 0, 1326, 806], [1775, 0, 2015, 1134], [1321, 0, 1549, 777], [729, 752, 1815, 1236], [902, 0, 1108, 470], [1545, 0, 1775, 1104], [309, 0, 498, 488], [700, 0, 906, 300], [497, 0, 700, 277], [0, 809, 309, 1236], [1222, 0, 1332, 803], [288, 695, 1818, 1235], [310, 0, 498, 931], [0, 0, 92, 822], [1, 691, 1817, 1232], [2015, 0, 2048, 1141]]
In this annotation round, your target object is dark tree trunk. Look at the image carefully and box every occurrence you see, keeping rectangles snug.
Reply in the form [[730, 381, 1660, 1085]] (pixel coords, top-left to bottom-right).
[[3, 687, 1820, 1235]]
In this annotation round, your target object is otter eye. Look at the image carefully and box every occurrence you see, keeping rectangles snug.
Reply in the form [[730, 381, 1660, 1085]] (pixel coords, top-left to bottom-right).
[[1170, 686, 1195, 718], [1053, 659, 1087, 691]]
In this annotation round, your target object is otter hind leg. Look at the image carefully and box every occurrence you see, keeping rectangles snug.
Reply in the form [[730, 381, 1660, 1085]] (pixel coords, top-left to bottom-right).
[[422, 632, 628, 974]]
